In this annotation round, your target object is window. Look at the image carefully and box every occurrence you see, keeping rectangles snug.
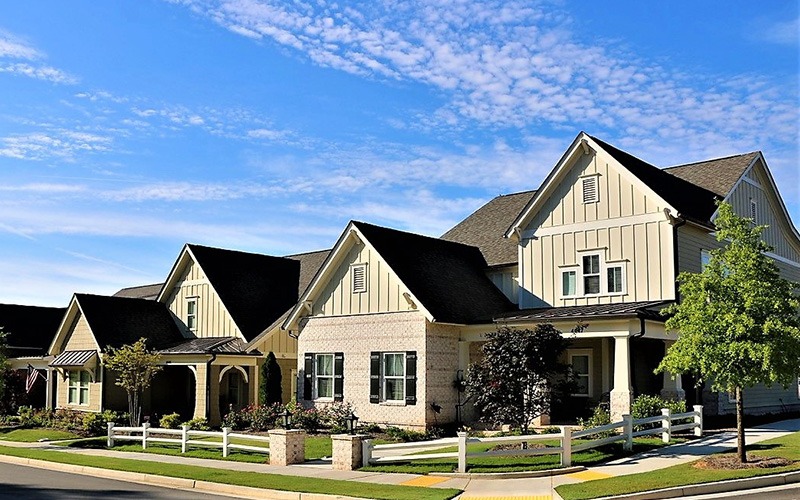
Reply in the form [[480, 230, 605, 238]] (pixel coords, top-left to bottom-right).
[[370, 351, 417, 405], [582, 254, 601, 294], [186, 298, 198, 331], [701, 249, 711, 270], [561, 270, 577, 297], [569, 350, 592, 397], [607, 265, 624, 294], [383, 353, 406, 402], [351, 264, 367, 293], [68, 370, 90, 405], [750, 199, 757, 222], [582, 176, 599, 204], [315, 353, 334, 399]]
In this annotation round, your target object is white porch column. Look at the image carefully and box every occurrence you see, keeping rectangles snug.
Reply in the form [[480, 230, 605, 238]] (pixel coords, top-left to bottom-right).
[[660, 340, 685, 401], [610, 335, 633, 422], [45, 368, 54, 409]]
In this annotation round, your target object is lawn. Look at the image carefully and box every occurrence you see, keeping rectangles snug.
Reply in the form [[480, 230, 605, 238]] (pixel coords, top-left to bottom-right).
[[67, 434, 332, 463], [556, 431, 800, 500], [361, 437, 679, 474], [0, 428, 80, 442], [0, 444, 460, 500]]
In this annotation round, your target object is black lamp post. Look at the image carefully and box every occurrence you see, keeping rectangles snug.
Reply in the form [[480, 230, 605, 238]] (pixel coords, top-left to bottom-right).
[[345, 412, 359, 435], [281, 409, 292, 429]]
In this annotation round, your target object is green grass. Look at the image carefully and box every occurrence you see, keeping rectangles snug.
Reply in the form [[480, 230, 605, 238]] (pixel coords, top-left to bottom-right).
[[0, 444, 460, 500], [361, 437, 676, 474], [0, 428, 80, 442], [556, 432, 800, 500], [67, 435, 332, 463]]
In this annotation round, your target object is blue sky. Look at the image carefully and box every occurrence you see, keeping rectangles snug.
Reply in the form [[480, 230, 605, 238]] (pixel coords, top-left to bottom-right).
[[1, 1, 798, 306]]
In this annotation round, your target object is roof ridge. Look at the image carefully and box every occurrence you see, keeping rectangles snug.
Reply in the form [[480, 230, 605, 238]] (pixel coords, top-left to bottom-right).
[[187, 243, 285, 260], [353, 220, 483, 253], [285, 248, 331, 258], [664, 151, 759, 170]]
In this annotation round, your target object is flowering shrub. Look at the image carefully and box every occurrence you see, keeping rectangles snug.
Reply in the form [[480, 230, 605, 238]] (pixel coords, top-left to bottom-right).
[[221, 400, 356, 434], [222, 403, 283, 431], [14, 407, 124, 436], [323, 401, 355, 433]]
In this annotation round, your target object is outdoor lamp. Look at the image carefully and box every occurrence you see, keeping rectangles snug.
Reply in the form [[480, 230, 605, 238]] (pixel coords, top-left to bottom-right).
[[345, 412, 359, 435], [281, 409, 292, 429]]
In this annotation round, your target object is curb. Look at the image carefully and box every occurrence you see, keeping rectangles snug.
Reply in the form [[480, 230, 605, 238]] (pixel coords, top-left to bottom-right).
[[596, 469, 800, 500], [0, 453, 368, 500], [432, 465, 586, 480]]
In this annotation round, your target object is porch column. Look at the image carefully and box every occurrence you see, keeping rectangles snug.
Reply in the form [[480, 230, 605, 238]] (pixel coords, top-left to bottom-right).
[[45, 368, 54, 409], [610, 335, 633, 422], [660, 340, 685, 401], [192, 364, 208, 420]]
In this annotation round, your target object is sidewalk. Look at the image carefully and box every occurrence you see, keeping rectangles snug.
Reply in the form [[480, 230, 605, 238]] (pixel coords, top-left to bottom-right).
[[2, 418, 799, 499]]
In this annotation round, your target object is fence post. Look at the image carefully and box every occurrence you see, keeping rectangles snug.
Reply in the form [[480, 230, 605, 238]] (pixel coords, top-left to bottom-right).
[[457, 431, 468, 474], [622, 414, 633, 451], [181, 425, 189, 453], [142, 423, 150, 450], [661, 408, 671, 444], [561, 426, 572, 467], [361, 439, 373, 468], [222, 427, 230, 458], [107, 422, 115, 448], [693, 405, 703, 437]]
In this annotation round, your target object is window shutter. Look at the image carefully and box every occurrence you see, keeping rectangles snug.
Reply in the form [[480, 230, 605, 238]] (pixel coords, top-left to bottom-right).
[[334, 352, 344, 402], [405, 351, 417, 405], [369, 352, 380, 403], [303, 353, 314, 400]]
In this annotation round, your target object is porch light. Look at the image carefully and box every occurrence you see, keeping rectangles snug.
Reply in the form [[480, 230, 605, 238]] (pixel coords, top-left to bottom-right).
[[281, 409, 292, 429], [345, 412, 359, 435]]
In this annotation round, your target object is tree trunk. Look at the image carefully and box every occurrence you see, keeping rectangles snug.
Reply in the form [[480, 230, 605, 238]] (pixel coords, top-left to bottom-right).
[[128, 391, 136, 426], [736, 386, 746, 463]]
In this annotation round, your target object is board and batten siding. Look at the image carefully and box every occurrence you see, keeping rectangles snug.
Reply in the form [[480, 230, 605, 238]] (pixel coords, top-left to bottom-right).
[[164, 259, 242, 339], [487, 266, 519, 304], [518, 149, 675, 308], [313, 241, 416, 317], [253, 327, 298, 356]]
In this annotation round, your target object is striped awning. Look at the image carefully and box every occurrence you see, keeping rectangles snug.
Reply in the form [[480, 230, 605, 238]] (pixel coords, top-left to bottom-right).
[[50, 350, 97, 367]]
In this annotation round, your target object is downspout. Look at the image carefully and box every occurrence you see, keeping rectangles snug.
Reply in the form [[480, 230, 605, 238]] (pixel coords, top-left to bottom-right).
[[205, 353, 217, 421], [669, 213, 687, 302]]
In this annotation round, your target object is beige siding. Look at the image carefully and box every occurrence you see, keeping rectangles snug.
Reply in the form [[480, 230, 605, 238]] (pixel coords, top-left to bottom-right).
[[63, 313, 99, 351], [164, 259, 242, 339], [253, 326, 298, 356], [487, 267, 519, 304], [56, 368, 102, 412], [716, 382, 800, 415], [313, 242, 415, 317]]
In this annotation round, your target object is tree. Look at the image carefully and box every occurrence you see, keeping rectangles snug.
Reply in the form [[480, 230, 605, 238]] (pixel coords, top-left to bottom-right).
[[658, 202, 800, 462], [467, 324, 573, 434], [259, 351, 282, 405], [0, 329, 8, 402], [103, 338, 162, 426]]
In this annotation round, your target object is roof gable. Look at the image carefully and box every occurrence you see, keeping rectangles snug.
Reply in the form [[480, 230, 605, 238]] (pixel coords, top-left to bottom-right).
[[664, 152, 758, 197], [0, 303, 66, 356]]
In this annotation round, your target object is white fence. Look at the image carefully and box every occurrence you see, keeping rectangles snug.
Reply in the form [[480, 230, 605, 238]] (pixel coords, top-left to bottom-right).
[[363, 405, 702, 473], [107, 422, 270, 458]]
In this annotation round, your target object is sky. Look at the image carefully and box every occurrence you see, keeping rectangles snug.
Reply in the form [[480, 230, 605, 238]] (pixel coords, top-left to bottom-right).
[[1, 1, 798, 306]]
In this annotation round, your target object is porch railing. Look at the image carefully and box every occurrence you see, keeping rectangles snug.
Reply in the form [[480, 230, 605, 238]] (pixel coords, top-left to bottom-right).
[[363, 405, 702, 473], [107, 422, 270, 457]]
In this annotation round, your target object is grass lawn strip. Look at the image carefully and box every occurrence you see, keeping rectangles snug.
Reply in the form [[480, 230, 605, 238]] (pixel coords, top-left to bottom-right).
[[556, 431, 800, 500], [0, 444, 460, 500], [0, 428, 80, 442]]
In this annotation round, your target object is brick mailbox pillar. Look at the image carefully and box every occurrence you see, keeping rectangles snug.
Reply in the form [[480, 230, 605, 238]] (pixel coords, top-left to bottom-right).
[[331, 434, 368, 471], [268, 429, 306, 466]]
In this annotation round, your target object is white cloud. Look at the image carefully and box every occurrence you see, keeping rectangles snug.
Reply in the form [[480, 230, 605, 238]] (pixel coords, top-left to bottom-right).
[[0, 62, 77, 84], [0, 31, 41, 60], [754, 17, 799, 45], [0, 30, 78, 84], [0, 130, 112, 160]]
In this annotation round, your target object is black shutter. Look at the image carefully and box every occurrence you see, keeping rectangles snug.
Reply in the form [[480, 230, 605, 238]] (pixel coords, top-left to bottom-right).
[[369, 352, 380, 403], [405, 351, 417, 405], [334, 352, 344, 402], [303, 353, 314, 400]]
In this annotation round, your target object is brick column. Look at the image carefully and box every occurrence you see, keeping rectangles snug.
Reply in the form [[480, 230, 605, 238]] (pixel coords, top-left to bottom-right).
[[268, 429, 306, 466], [331, 434, 367, 471]]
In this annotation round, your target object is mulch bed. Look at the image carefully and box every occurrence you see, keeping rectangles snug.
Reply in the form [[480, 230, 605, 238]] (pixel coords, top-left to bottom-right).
[[694, 453, 793, 470]]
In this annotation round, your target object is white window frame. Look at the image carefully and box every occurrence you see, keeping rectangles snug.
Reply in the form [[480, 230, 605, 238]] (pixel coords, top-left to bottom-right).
[[351, 263, 367, 294], [700, 249, 711, 270], [606, 261, 626, 295], [568, 349, 593, 397], [382, 352, 406, 402], [581, 253, 602, 295], [563, 251, 627, 299], [314, 353, 335, 401], [581, 174, 600, 204], [68, 370, 90, 406], [186, 297, 198, 331], [561, 269, 578, 298]]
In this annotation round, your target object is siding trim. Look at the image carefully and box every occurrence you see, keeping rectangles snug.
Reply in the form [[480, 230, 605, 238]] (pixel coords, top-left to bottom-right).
[[523, 212, 668, 239]]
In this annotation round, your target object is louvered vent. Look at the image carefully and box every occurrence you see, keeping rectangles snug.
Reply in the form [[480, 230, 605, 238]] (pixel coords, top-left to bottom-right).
[[582, 176, 598, 204], [352, 264, 367, 293], [750, 199, 757, 222]]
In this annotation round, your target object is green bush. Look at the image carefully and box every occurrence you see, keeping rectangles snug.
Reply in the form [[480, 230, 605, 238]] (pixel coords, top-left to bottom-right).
[[323, 401, 355, 433], [577, 405, 614, 438], [82, 411, 123, 436], [385, 426, 428, 442], [183, 417, 209, 430], [159, 413, 182, 429], [631, 395, 686, 431]]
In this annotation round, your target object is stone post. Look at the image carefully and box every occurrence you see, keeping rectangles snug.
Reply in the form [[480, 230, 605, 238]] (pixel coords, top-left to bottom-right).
[[331, 434, 368, 471], [268, 429, 306, 466]]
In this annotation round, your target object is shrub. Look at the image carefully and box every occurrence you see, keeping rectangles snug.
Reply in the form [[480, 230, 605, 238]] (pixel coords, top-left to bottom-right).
[[159, 413, 182, 429], [183, 417, 209, 430], [385, 426, 427, 442], [631, 394, 686, 431], [577, 405, 614, 438], [82, 411, 123, 436], [322, 401, 355, 433]]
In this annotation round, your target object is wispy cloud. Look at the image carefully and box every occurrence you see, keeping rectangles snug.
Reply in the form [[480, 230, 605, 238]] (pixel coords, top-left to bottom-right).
[[753, 17, 800, 45], [0, 130, 112, 161], [0, 29, 77, 84], [0, 30, 41, 59]]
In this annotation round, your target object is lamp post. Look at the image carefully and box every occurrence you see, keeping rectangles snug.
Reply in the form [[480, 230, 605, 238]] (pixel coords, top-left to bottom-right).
[[281, 408, 292, 429], [345, 412, 359, 435]]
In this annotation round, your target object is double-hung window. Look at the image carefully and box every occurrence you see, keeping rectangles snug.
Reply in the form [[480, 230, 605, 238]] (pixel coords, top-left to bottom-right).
[[561, 270, 577, 297], [369, 351, 417, 405], [383, 353, 406, 402], [315, 354, 334, 399], [68, 370, 90, 405], [607, 265, 624, 294], [186, 297, 198, 331], [582, 254, 601, 295], [303, 352, 344, 401]]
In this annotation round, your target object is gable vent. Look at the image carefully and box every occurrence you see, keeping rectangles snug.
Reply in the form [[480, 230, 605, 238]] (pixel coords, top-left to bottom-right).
[[582, 176, 598, 204], [352, 264, 367, 293], [749, 199, 757, 222]]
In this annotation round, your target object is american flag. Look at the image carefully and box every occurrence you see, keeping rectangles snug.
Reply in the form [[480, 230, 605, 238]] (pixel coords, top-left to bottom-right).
[[25, 365, 42, 393]]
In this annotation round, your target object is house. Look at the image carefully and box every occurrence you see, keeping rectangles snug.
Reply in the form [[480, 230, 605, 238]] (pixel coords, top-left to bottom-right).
[[288, 132, 800, 429]]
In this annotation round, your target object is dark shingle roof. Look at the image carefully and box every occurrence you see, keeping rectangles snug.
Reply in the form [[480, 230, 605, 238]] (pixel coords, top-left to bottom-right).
[[353, 221, 516, 324], [497, 300, 672, 323], [286, 249, 332, 296], [664, 152, 758, 197], [113, 283, 163, 300], [75, 294, 184, 350], [590, 136, 723, 225], [0, 304, 67, 357], [441, 190, 536, 267], [187, 244, 301, 342], [159, 337, 249, 354]]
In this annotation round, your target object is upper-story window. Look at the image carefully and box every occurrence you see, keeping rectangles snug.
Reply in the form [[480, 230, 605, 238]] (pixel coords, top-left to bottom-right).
[[186, 297, 198, 331], [561, 270, 577, 297], [581, 175, 599, 204], [701, 249, 711, 270], [582, 254, 601, 294], [561, 251, 626, 298], [351, 263, 367, 293]]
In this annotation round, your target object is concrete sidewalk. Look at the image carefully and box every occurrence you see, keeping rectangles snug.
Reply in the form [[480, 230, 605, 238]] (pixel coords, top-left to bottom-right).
[[2, 418, 798, 499]]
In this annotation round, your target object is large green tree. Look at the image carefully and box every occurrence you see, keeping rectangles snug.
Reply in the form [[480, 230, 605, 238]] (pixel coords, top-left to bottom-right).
[[0, 329, 8, 400], [103, 338, 162, 426], [467, 324, 574, 434], [658, 202, 800, 462], [259, 351, 283, 405]]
